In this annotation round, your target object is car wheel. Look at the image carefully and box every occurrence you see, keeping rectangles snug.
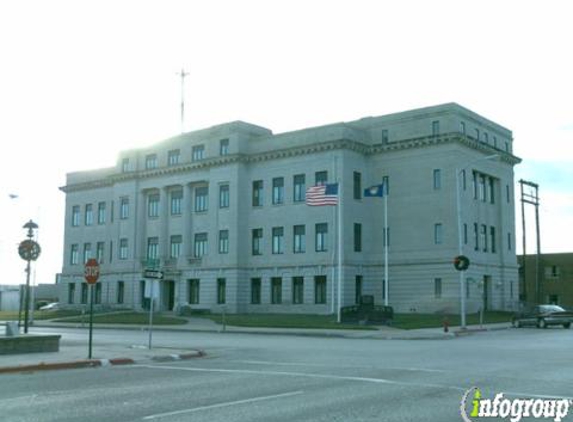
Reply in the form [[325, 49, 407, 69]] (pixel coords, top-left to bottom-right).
[[537, 318, 547, 329], [564, 323, 571, 329]]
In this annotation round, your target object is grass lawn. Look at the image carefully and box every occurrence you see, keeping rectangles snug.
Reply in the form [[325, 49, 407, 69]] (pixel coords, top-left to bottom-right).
[[0, 310, 82, 321], [391, 311, 513, 330], [55, 311, 188, 325], [196, 313, 375, 330]]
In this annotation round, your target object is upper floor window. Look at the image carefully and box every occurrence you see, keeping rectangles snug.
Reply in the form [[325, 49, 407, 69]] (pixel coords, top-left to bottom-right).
[[97, 202, 106, 225], [432, 120, 440, 136], [170, 235, 182, 259], [252, 228, 263, 255], [120, 197, 129, 219], [83, 242, 92, 263], [475, 128, 480, 141], [192, 145, 205, 161], [70, 244, 79, 265], [96, 242, 105, 264], [147, 237, 159, 261], [272, 177, 284, 205], [85, 204, 93, 226], [148, 193, 160, 218], [353, 171, 362, 200], [168, 149, 180, 166], [315, 223, 328, 252], [219, 230, 229, 254], [460, 121, 466, 135], [315, 171, 328, 186], [194, 233, 208, 258], [493, 136, 498, 149], [72, 205, 80, 227], [293, 174, 306, 202], [252, 180, 263, 207], [121, 158, 130, 173], [220, 138, 229, 156], [145, 154, 158, 170], [171, 190, 182, 215], [381, 129, 389, 143], [219, 184, 230, 208], [272, 227, 284, 254], [119, 238, 128, 260], [433, 169, 441, 190], [434, 223, 443, 245], [194, 187, 208, 212], [484, 133, 489, 144], [293, 225, 306, 253], [354, 223, 362, 252]]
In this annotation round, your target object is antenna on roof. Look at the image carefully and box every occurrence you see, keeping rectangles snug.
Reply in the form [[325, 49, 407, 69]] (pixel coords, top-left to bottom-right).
[[177, 68, 189, 133]]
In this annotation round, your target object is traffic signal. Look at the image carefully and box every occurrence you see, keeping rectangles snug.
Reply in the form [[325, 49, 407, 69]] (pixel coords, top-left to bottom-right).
[[454, 255, 470, 271]]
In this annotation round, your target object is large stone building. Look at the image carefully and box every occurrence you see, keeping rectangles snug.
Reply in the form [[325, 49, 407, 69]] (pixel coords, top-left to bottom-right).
[[58, 103, 521, 315], [519, 253, 573, 308]]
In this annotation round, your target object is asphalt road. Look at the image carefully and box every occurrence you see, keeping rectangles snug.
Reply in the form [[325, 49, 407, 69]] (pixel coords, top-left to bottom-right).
[[1, 327, 572, 422]]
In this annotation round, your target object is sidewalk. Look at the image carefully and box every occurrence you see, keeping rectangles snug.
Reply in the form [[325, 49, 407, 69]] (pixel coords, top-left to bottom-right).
[[0, 319, 511, 374]]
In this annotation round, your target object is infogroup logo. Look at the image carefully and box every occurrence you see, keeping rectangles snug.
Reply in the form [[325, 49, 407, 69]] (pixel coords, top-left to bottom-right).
[[460, 387, 572, 422]]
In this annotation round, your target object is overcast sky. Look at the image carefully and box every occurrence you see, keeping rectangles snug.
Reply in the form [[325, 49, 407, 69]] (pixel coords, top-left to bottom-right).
[[0, 0, 571, 287]]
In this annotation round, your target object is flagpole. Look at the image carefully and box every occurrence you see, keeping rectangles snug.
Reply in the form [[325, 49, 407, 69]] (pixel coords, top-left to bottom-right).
[[331, 156, 337, 315], [384, 191, 389, 306], [337, 190, 342, 323]]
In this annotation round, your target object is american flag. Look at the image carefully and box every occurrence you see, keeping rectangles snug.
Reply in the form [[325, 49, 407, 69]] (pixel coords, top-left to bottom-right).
[[306, 183, 339, 206]]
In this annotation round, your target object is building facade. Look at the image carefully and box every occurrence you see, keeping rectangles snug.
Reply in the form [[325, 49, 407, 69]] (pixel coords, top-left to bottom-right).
[[58, 103, 521, 314], [519, 253, 573, 308]]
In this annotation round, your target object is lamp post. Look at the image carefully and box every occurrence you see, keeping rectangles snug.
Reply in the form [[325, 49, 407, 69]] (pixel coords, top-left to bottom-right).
[[456, 154, 498, 329]]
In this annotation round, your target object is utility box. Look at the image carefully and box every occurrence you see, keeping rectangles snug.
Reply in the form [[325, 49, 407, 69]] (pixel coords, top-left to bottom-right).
[[5, 321, 19, 337]]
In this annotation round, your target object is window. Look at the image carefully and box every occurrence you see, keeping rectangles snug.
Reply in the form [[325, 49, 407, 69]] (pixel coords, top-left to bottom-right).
[[271, 277, 282, 304], [434, 278, 442, 298], [489, 177, 495, 204], [463, 223, 468, 245], [96, 242, 104, 264], [475, 128, 480, 141], [219, 184, 230, 208], [479, 174, 486, 201], [381, 129, 389, 143], [117, 281, 125, 304], [272, 227, 284, 254], [119, 238, 128, 260], [315, 223, 328, 252], [505, 141, 510, 152], [461, 170, 467, 190], [95, 283, 102, 304], [194, 187, 208, 212], [484, 133, 489, 144], [474, 223, 479, 251], [433, 169, 441, 190], [355, 275, 363, 304], [432, 120, 440, 136], [293, 225, 306, 253], [121, 158, 130, 173], [494, 136, 498, 148], [434, 223, 443, 245], [171, 190, 182, 215], [219, 230, 229, 254], [81, 283, 88, 304], [481, 224, 488, 252], [548, 294, 559, 305], [85, 204, 93, 226], [507, 232, 512, 251], [315, 171, 328, 186], [188, 279, 200, 304], [490, 227, 496, 253], [194, 233, 208, 258], [145, 154, 157, 170], [353, 171, 362, 200], [460, 121, 466, 134], [97, 202, 106, 225], [147, 237, 159, 261], [70, 244, 79, 265], [272, 177, 284, 204], [472, 172, 478, 199], [292, 277, 304, 304], [83, 243, 92, 263], [354, 223, 362, 252], [148, 193, 160, 218], [251, 278, 261, 304], [220, 138, 229, 156], [72, 205, 81, 227], [68, 283, 75, 304], [252, 180, 263, 206], [120, 197, 129, 219], [217, 278, 226, 304], [168, 149, 180, 166], [315, 276, 327, 304], [252, 228, 263, 255], [545, 266, 561, 279], [192, 145, 204, 161], [109, 241, 113, 263], [170, 235, 182, 259], [293, 174, 306, 202]]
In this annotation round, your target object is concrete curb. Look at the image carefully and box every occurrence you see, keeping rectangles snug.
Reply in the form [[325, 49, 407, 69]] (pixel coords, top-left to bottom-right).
[[0, 350, 205, 374]]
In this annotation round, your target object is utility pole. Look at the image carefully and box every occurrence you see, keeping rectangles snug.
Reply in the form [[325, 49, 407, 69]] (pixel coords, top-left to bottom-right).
[[177, 68, 189, 133], [519, 180, 541, 305]]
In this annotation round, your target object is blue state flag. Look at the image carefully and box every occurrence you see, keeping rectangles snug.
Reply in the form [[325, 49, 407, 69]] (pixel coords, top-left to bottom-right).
[[364, 184, 386, 198]]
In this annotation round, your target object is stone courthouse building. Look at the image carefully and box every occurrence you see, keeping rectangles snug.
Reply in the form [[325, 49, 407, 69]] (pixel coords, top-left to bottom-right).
[[58, 103, 521, 315]]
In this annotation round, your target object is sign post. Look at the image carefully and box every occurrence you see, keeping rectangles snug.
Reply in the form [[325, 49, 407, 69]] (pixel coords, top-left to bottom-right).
[[84, 258, 100, 359], [144, 269, 163, 349]]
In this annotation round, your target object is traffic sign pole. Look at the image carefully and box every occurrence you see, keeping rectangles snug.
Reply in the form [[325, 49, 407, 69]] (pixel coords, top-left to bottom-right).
[[84, 259, 100, 359], [88, 285, 94, 359]]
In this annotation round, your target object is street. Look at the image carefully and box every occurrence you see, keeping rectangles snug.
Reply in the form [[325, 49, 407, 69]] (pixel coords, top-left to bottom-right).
[[1, 327, 572, 421]]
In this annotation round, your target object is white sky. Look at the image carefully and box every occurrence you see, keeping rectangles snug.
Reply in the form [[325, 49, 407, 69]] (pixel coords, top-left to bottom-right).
[[0, 0, 571, 286]]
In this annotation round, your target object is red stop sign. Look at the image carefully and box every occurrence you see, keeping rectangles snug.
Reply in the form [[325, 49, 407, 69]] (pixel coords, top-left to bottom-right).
[[84, 258, 100, 284]]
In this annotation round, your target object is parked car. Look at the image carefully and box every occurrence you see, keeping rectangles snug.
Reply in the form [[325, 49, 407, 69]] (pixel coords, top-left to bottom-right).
[[512, 304, 573, 329], [39, 302, 59, 311]]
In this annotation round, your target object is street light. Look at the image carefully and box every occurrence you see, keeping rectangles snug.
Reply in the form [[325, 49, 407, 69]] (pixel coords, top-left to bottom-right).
[[456, 154, 499, 329]]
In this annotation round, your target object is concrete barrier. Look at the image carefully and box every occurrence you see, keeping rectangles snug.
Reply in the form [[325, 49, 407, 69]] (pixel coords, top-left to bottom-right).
[[0, 335, 61, 355]]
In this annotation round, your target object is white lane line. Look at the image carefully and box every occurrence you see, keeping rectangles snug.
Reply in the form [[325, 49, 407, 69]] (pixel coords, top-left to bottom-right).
[[502, 391, 573, 401], [136, 364, 465, 392], [142, 390, 303, 420]]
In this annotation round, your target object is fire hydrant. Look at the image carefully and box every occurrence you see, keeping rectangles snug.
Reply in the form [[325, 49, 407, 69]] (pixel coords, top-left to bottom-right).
[[443, 316, 449, 333]]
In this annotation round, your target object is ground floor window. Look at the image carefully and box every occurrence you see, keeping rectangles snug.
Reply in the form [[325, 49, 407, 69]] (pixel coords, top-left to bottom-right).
[[271, 277, 282, 304], [217, 278, 226, 304], [355, 275, 362, 304], [315, 276, 327, 304], [251, 278, 261, 304], [117, 281, 124, 304], [434, 278, 442, 299], [292, 277, 304, 304], [81, 283, 88, 304], [68, 283, 75, 304], [188, 279, 200, 304], [94, 283, 102, 304]]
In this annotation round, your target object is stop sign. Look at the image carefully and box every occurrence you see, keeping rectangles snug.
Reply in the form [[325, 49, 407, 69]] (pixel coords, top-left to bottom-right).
[[84, 258, 100, 284]]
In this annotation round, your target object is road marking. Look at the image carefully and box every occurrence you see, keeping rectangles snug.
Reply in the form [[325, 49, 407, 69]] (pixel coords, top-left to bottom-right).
[[502, 391, 573, 401], [137, 364, 465, 392], [142, 390, 303, 420]]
